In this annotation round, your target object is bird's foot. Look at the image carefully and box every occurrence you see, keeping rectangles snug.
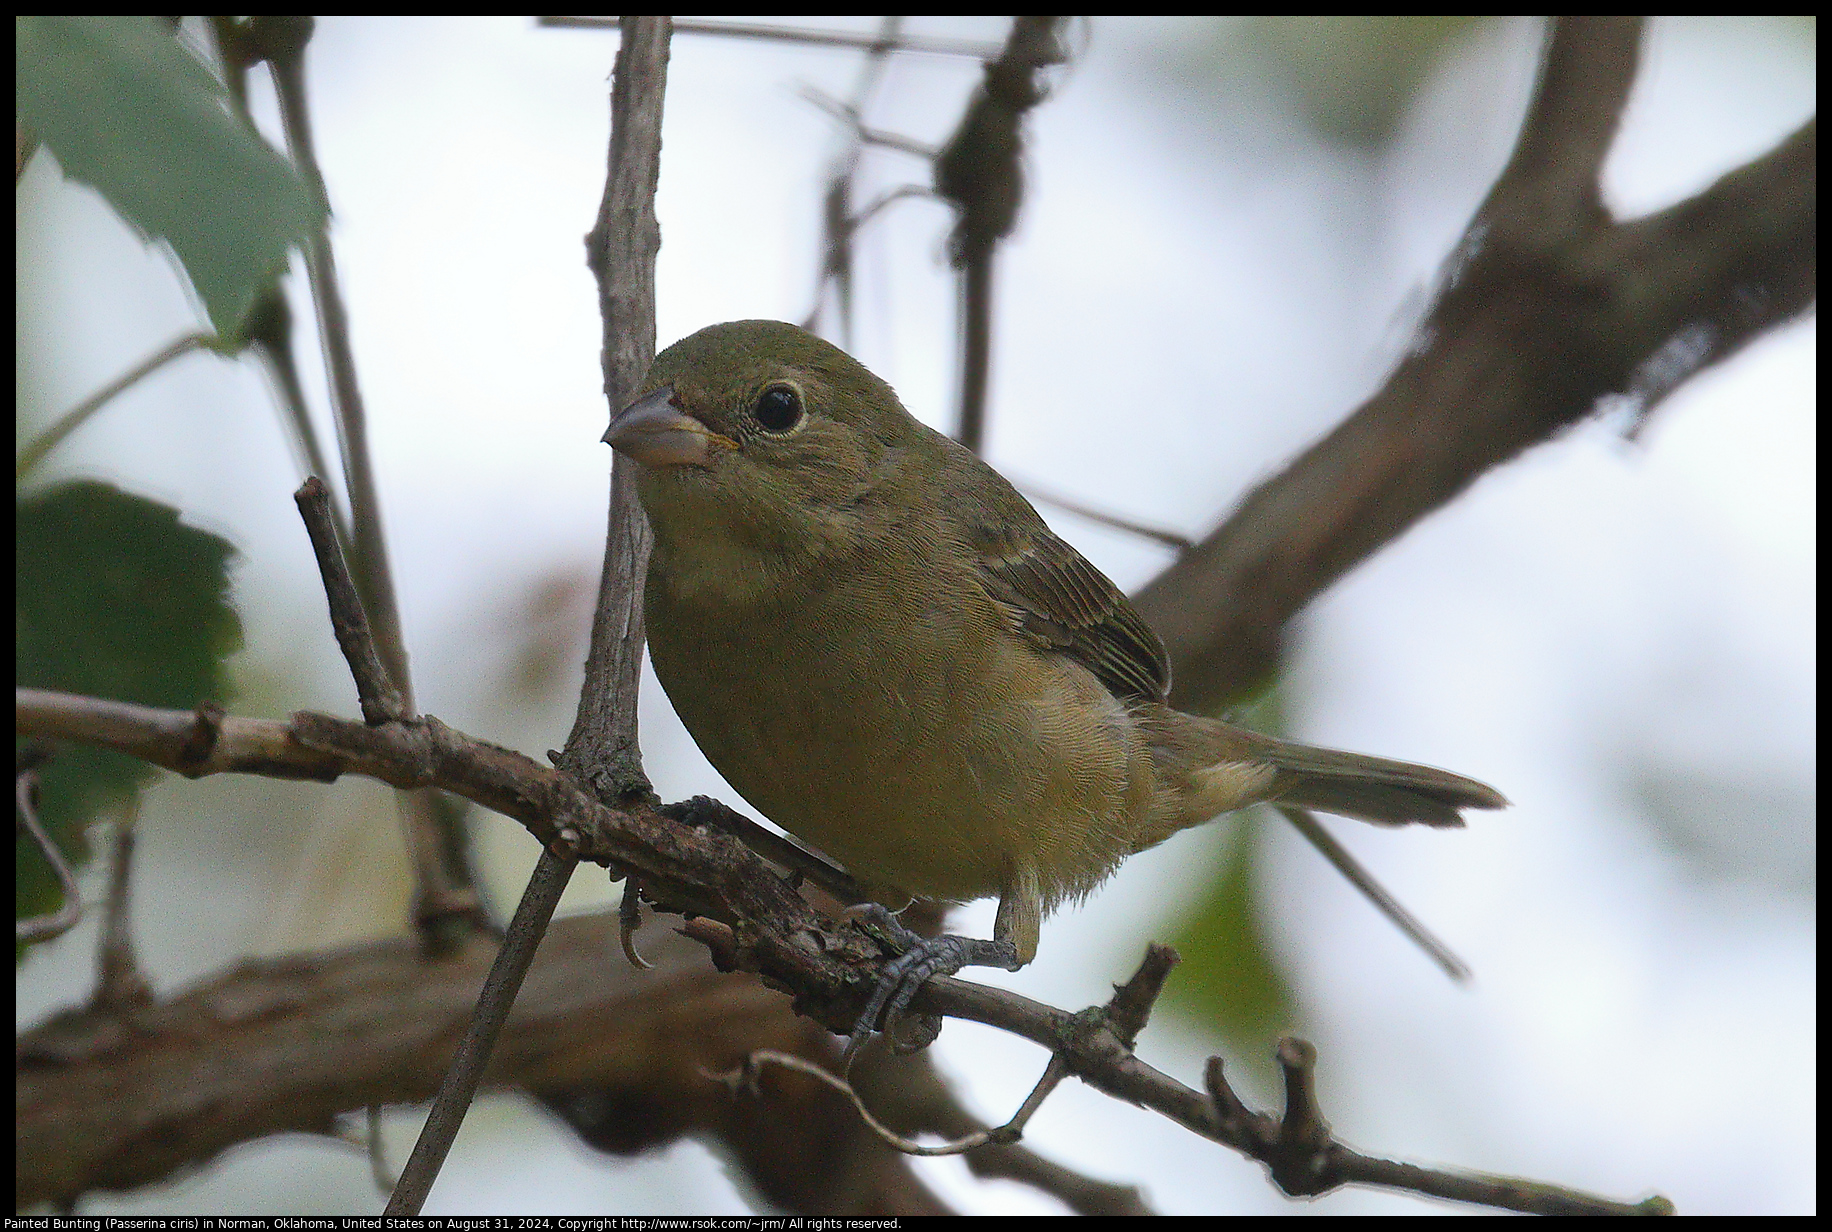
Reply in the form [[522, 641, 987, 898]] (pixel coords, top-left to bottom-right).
[[658, 794, 728, 829], [842, 905, 1020, 1065]]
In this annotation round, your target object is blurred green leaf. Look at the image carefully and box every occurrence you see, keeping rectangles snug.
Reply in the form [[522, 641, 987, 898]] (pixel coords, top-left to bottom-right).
[[15, 15, 325, 337], [1154, 16, 1485, 147], [1163, 810, 1295, 1052], [1244, 16, 1482, 145], [16, 481, 242, 953]]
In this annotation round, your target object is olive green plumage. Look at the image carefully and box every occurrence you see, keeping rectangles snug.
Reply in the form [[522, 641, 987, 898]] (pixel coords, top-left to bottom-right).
[[608, 319, 1505, 966]]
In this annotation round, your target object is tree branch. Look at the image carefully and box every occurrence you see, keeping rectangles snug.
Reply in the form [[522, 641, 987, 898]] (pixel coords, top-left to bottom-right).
[[293, 477, 405, 725], [253, 14, 483, 940], [561, 14, 672, 804], [934, 15, 1068, 452], [14, 686, 1670, 1215], [17, 919, 948, 1214], [1132, 17, 1815, 712], [391, 22, 676, 1209]]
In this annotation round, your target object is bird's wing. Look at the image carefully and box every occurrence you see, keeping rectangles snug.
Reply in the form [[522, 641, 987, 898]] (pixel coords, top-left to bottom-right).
[[967, 501, 1171, 704]]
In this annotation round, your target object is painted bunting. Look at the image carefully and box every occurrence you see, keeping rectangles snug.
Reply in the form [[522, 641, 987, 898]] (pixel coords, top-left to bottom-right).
[[606, 319, 1505, 1045]]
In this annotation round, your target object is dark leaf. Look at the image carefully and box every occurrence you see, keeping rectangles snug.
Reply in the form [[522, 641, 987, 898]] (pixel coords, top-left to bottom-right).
[[16, 481, 241, 953]]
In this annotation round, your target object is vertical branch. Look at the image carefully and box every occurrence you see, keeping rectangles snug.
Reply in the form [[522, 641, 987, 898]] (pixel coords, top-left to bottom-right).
[[91, 806, 152, 1011], [956, 254, 994, 451], [804, 15, 904, 347], [387, 19, 673, 1216], [934, 15, 1067, 453], [261, 18, 413, 709], [251, 16, 484, 944], [561, 15, 673, 806], [207, 20, 347, 541]]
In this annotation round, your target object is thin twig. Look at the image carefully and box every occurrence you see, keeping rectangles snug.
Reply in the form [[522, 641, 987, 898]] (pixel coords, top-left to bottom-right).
[[854, 183, 935, 222], [955, 252, 995, 452], [262, 20, 412, 708], [244, 288, 347, 537], [16, 333, 214, 480], [799, 17, 905, 346], [204, 22, 350, 546], [293, 478, 405, 724], [723, 1049, 1034, 1157], [91, 805, 152, 1010], [933, 16, 1069, 452], [257, 16, 481, 940], [383, 847, 575, 1215], [799, 89, 939, 160], [538, 16, 1000, 60], [16, 769, 82, 944], [1275, 806, 1471, 983], [1008, 475, 1196, 553]]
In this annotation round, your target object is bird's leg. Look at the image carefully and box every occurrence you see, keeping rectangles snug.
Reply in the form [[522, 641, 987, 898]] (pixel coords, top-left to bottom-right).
[[843, 867, 1039, 1063], [843, 906, 1020, 1064]]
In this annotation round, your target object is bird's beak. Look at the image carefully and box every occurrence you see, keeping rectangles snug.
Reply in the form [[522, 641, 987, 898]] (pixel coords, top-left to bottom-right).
[[604, 386, 735, 467]]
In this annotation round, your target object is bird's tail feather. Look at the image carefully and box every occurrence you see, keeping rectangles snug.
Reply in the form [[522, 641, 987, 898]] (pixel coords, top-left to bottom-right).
[[1136, 705, 1504, 983], [1259, 738, 1508, 828], [1138, 705, 1507, 838]]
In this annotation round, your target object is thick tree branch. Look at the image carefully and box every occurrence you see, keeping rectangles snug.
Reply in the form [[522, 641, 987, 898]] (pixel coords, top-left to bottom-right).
[[1133, 17, 1815, 711], [17, 920, 955, 1214], [15, 686, 1668, 1215]]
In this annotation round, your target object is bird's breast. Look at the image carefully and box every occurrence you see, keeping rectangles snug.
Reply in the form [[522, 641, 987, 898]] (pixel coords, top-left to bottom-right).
[[644, 556, 1152, 907]]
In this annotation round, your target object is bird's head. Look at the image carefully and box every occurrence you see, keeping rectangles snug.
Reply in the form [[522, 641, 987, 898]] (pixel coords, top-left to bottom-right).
[[606, 319, 924, 592]]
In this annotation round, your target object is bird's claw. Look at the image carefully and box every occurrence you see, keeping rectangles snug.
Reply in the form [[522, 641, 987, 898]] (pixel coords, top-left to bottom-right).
[[842, 926, 1020, 1066]]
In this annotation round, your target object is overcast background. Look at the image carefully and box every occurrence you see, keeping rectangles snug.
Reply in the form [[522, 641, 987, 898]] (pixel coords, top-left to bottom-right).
[[16, 16, 1814, 1216]]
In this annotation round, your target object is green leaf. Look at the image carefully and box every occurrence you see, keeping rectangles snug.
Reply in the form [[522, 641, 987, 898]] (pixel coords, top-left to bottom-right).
[[15, 15, 325, 337], [1163, 810, 1296, 1054], [16, 481, 242, 952], [1245, 15, 1483, 145]]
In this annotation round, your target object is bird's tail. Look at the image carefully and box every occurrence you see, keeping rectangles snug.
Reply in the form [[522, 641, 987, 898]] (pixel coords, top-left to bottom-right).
[[1136, 705, 1507, 843], [1256, 736, 1508, 828], [1135, 704, 1506, 982]]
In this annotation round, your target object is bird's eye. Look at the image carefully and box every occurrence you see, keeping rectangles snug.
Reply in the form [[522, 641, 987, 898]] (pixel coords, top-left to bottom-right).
[[752, 384, 804, 434]]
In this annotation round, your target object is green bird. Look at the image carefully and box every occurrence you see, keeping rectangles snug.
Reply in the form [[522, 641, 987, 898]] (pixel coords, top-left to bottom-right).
[[606, 319, 1505, 1046]]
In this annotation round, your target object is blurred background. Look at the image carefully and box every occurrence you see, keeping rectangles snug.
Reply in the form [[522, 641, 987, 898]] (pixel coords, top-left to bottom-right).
[[16, 15, 1814, 1216]]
